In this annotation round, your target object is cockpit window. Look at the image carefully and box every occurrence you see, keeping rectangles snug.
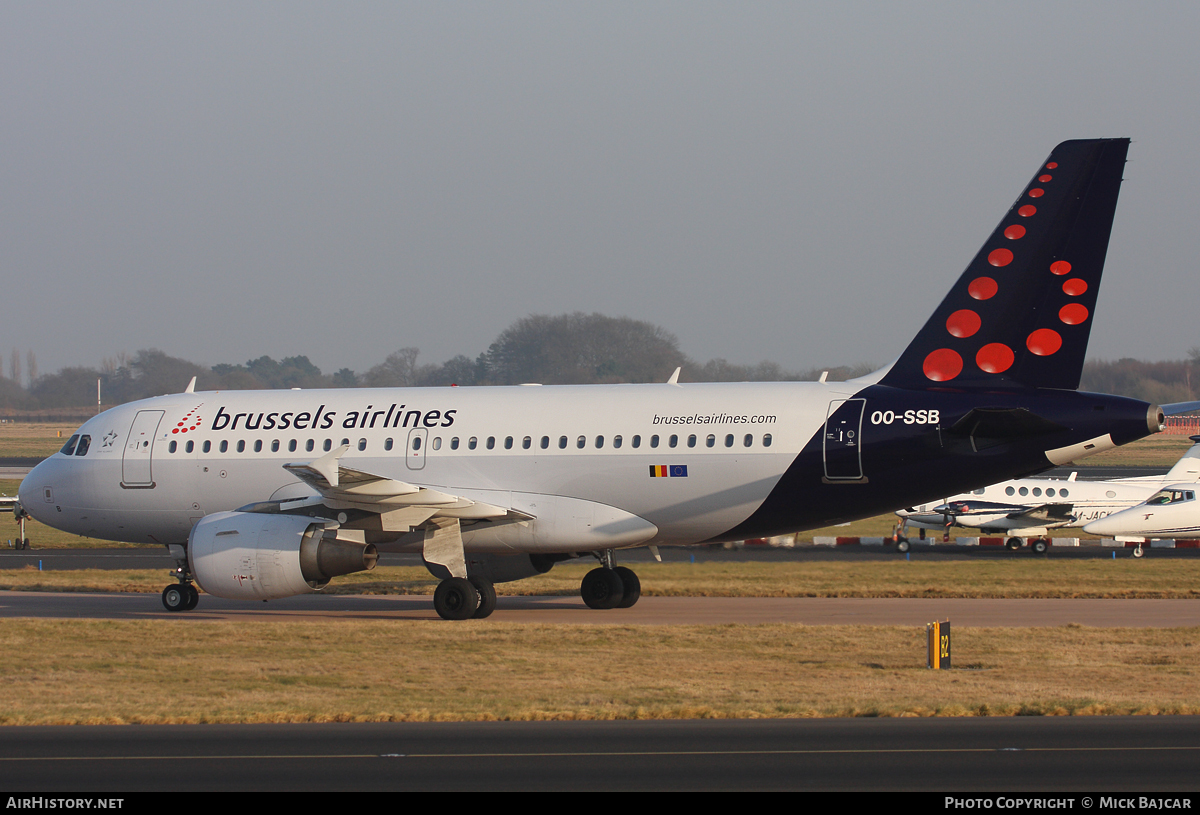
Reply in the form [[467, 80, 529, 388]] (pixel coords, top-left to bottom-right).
[[74, 435, 91, 456], [1147, 489, 1196, 505], [60, 435, 80, 456]]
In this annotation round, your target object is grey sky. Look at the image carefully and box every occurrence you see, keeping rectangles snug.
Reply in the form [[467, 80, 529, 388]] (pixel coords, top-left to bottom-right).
[[3, 2, 1198, 378]]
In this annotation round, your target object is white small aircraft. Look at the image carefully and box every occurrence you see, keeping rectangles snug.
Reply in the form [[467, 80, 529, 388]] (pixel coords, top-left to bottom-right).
[[14, 139, 1176, 618], [895, 437, 1200, 552], [1083, 484, 1200, 547]]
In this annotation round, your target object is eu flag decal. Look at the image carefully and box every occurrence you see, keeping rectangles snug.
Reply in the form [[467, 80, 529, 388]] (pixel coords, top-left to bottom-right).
[[649, 465, 688, 478]]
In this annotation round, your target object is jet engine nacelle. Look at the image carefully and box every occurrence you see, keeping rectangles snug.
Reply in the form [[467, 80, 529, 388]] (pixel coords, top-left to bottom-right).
[[189, 511, 377, 601]]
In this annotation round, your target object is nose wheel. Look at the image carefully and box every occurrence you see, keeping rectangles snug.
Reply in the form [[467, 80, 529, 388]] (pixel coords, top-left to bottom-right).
[[162, 583, 199, 612]]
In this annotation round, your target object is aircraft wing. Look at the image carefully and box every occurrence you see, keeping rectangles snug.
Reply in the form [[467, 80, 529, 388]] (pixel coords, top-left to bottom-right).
[[1004, 503, 1076, 524], [279, 445, 526, 530]]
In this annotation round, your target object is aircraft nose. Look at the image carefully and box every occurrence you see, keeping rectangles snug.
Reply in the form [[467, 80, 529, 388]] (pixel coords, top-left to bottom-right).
[[18, 458, 59, 525]]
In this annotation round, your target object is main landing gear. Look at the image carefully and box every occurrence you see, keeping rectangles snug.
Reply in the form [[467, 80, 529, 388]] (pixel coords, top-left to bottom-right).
[[581, 551, 641, 610], [432, 576, 497, 621]]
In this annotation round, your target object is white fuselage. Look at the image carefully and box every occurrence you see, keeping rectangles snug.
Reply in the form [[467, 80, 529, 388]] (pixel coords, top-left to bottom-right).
[[19, 380, 847, 550], [1083, 484, 1200, 540]]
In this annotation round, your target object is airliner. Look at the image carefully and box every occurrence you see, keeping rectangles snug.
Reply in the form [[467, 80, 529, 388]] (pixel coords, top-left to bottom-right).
[[894, 437, 1200, 552], [16, 139, 1171, 619]]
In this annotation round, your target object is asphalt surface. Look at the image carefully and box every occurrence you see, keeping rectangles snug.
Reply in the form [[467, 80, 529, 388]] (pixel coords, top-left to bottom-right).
[[0, 717, 1196, 791]]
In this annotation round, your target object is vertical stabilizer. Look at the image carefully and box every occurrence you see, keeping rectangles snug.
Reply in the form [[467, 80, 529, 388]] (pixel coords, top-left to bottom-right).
[[880, 139, 1129, 391]]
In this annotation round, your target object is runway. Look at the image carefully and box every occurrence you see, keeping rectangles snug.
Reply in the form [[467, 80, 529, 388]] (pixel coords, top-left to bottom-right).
[[2, 590, 1198, 626], [0, 717, 1197, 791]]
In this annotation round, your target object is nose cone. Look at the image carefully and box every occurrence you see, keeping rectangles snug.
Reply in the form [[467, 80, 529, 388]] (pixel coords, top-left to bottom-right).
[[18, 458, 58, 525], [1083, 507, 1147, 537]]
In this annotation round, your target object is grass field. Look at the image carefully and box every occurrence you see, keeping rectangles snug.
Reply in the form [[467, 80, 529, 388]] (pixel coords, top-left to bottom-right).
[[0, 619, 1196, 724], [4, 559, 1200, 599]]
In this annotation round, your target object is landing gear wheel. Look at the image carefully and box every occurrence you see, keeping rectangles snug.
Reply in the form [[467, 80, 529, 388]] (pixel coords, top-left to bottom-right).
[[581, 567, 625, 610], [1132, 544, 1145, 559], [162, 584, 189, 612], [470, 577, 497, 619], [897, 539, 911, 553], [434, 577, 479, 620], [1006, 537, 1023, 551], [1032, 539, 1048, 555], [184, 584, 200, 610], [613, 566, 641, 609]]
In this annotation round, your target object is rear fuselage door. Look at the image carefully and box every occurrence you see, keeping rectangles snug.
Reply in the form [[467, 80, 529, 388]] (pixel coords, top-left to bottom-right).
[[122, 410, 164, 488], [823, 399, 866, 483]]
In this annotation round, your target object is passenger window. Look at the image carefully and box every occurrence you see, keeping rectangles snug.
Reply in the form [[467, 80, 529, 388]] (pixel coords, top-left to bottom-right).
[[469, 437, 478, 450], [686, 434, 696, 448], [271, 440, 280, 452], [706, 434, 715, 448], [559, 436, 568, 449], [1032, 488, 1041, 497], [60, 435, 79, 456], [744, 434, 753, 447], [1006, 486, 1015, 496], [220, 440, 229, 453], [169, 440, 178, 453], [577, 436, 586, 449], [288, 440, 297, 452], [522, 436, 531, 449], [451, 437, 459, 450], [504, 436, 513, 450], [186, 440, 194, 453], [725, 434, 734, 448], [596, 436, 604, 448], [632, 435, 641, 449], [1018, 487, 1028, 496], [254, 440, 263, 452], [650, 435, 659, 448], [358, 438, 367, 451], [486, 436, 495, 450], [1060, 489, 1069, 498], [306, 439, 315, 452], [540, 436, 549, 449], [613, 435, 622, 449], [341, 438, 350, 447], [1046, 488, 1055, 497], [433, 437, 442, 450], [237, 440, 245, 453], [75, 435, 91, 456], [385, 438, 394, 451], [323, 439, 332, 452], [412, 437, 422, 451], [762, 434, 772, 448], [204, 440, 212, 453]]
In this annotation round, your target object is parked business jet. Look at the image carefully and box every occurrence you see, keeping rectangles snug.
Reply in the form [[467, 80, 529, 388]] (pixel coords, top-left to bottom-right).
[[1083, 484, 1200, 546], [16, 139, 1169, 618], [895, 437, 1200, 552]]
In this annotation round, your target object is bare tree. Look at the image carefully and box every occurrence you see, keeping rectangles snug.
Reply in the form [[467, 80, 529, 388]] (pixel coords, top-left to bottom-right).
[[26, 350, 37, 386], [9, 348, 19, 384]]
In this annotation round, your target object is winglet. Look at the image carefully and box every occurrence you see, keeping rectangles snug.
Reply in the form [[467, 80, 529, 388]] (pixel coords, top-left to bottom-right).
[[184, 376, 196, 394], [667, 367, 681, 385]]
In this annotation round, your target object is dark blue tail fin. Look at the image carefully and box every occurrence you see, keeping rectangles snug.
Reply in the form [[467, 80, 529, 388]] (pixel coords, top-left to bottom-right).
[[880, 139, 1129, 391]]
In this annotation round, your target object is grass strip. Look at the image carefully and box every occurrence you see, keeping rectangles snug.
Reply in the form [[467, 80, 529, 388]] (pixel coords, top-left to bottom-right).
[[0, 620, 1196, 725], [3, 560, 1200, 599]]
